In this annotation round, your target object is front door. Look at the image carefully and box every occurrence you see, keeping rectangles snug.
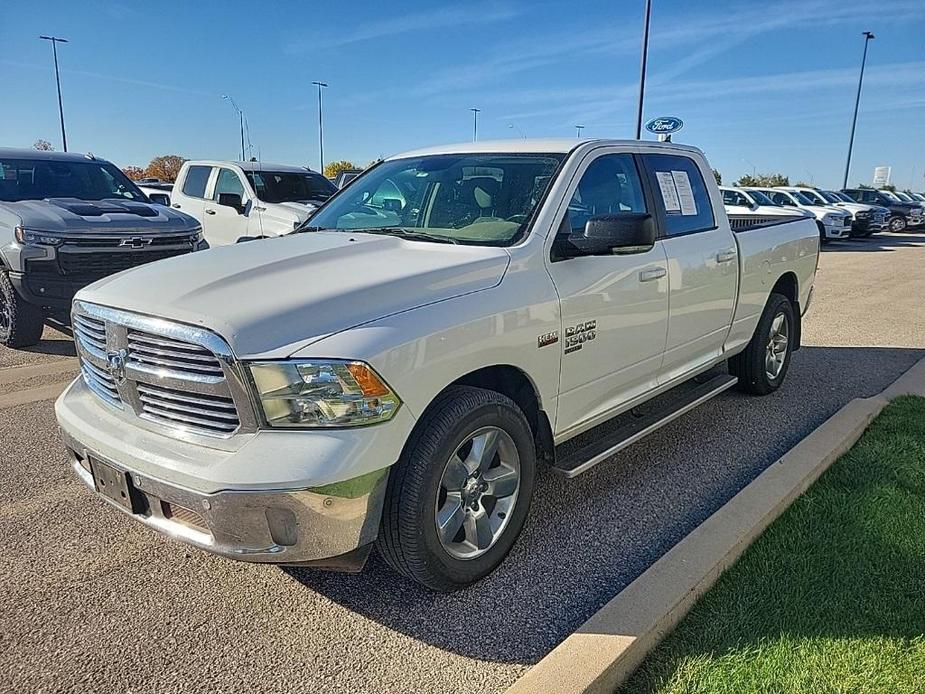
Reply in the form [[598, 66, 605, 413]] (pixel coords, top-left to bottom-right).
[[639, 153, 738, 384], [203, 167, 251, 246], [545, 151, 670, 438]]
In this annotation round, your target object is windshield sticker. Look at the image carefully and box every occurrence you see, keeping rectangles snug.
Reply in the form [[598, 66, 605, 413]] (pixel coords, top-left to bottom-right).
[[671, 170, 698, 216], [655, 171, 681, 213]]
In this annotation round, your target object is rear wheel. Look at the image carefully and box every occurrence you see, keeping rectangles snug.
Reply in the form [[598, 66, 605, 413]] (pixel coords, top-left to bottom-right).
[[888, 215, 907, 233], [730, 292, 794, 395], [0, 272, 45, 348], [376, 385, 536, 591]]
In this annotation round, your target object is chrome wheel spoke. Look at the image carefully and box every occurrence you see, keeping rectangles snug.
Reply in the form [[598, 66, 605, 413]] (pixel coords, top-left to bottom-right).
[[436, 493, 465, 544], [483, 466, 519, 498], [465, 428, 501, 473], [442, 458, 469, 490], [765, 311, 790, 379], [463, 507, 493, 550]]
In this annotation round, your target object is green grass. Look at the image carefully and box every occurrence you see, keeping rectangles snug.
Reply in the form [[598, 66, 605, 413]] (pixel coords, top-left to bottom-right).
[[620, 395, 925, 694]]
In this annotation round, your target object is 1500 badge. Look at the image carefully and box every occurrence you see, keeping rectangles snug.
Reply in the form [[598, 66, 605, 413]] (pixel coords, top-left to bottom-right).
[[564, 320, 596, 354]]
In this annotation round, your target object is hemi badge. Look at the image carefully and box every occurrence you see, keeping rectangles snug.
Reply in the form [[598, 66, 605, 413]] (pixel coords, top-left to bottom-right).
[[537, 331, 559, 348]]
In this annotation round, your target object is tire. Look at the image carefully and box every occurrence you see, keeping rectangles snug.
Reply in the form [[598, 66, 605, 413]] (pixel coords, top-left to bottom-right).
[[376, 385, 536, 591], [888, 215, 907, 233], [729, 292, 795, 395], [0, 272, 45, 348], [816, 221, 829, 245]]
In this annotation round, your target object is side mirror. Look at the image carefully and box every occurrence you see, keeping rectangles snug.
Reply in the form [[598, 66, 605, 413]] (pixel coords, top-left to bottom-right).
[[218, 192, 245, 214], [561, 213, 656, 257]]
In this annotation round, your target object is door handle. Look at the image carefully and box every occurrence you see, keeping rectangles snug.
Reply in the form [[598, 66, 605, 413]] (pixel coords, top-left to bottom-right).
[[171, 203, 181, 208], [716, 249, 737, 263], [639, 267, 667, 282], [204, 209, 216, 215]]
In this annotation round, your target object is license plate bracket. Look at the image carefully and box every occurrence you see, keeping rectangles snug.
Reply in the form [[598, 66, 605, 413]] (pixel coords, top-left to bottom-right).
[[90, 458, 142, 513]]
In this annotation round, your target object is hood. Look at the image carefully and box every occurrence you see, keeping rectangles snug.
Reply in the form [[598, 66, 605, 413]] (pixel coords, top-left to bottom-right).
[[77, 231, 511, 358], [272, 201, 321, 218], [802, 204, 849, 217], [0, 197, 199, 234]]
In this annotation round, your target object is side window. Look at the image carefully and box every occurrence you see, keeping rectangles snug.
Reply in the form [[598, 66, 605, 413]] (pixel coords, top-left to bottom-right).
[[182, 165, 212, 198], [723, 190, 746, 206], [213, 168, 245, 200], [561, 154, 646, 236], [769, 192, 792, 206], [641, 154, 715, 235]]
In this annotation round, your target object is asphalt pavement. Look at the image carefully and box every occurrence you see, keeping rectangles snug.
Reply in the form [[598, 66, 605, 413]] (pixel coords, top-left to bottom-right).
[[1, 232, 923, 693]]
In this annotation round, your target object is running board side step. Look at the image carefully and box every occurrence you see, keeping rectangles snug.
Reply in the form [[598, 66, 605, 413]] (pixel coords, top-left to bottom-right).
[[552, 373, 738, 478]]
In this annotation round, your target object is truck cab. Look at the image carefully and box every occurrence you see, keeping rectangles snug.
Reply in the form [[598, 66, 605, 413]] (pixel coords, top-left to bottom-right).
[[171, 161, 337, 245], [56, 139, 818, 591]]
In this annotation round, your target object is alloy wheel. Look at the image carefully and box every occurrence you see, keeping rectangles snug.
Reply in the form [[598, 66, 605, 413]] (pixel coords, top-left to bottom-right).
[[435, 426, 521, 560], [765, 312, 789, 380]]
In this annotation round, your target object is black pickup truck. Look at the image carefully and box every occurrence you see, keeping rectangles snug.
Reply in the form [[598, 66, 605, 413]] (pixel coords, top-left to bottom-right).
[[0, 148, 206, 347], [841, 188, 924, 232]]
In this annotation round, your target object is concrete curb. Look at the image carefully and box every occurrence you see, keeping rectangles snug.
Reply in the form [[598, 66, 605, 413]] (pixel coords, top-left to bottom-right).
[[507, 355, 925, 694]]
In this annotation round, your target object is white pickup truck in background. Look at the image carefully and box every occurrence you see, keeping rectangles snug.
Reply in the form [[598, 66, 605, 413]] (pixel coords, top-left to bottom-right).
[[748, 186, 852, 242], [171, 160, 337, 245], [56, 139, 818, 591], [720, 186, 810, 229]]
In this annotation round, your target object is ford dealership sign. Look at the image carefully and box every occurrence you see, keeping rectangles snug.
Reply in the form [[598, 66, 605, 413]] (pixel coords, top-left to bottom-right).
[[645, 116, 684, 135]]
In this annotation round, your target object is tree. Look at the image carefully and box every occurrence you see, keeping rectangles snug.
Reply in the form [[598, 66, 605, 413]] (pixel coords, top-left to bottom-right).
[[712, 169, 722, 185], [881, 183, 896, 192], [33, 139, 54, 151], [323, 160, 359, 179], [793, 181, 814, 188], [121, 166, 145, 180], [144, 155, 187, 182], [734, 172, 789, 187]]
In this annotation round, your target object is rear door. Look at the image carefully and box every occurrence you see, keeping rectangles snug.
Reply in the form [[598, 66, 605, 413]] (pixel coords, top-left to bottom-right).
[[203, 167, 250, 246], [639, 153, 737, 384], [544, 150, 670, 437]]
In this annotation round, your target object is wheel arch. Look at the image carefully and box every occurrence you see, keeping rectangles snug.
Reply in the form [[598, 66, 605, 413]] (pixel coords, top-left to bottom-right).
[[770, 272, 801, 350], [427, 364, 556, 467]]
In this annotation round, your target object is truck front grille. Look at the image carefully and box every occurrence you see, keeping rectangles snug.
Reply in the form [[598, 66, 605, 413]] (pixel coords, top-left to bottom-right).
[[127, 330, 225, 379], [72, 301, 251, 439], [58, 248, 187, 276], [137, 382, 239, 435]]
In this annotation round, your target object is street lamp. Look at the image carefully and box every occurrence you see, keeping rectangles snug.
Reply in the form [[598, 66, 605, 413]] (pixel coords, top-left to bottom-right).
[[312, 81, 328, 174], [741, 158, 757, 176], [634, 0, 652, 139], [470, 108, 481, 142], [221, 95, 245, 161], [575, 125, 585, 138], [842, 31, 875, 189], [39, 35, 69, 152]]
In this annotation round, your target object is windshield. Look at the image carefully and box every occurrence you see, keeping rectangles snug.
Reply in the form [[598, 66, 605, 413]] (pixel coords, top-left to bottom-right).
[[304, 153, 565, 246], [893, 191, 913, 202], [0, 158, 145, 202], [830, 192, 853, 203], [245, 170, 336, 204], [819, 191, 842, 204], [799, 189, 826, 204], [791, 191, 816, 205], [880, 190, 901, 201], [745, 190, 773, 206]]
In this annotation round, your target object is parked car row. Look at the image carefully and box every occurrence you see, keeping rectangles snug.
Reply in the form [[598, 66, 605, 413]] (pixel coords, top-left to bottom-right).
[[721, 183, 924, 241]]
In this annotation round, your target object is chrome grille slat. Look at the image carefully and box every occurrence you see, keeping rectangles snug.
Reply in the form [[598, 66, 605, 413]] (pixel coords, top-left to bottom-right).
[[73, 301, 243, 438]]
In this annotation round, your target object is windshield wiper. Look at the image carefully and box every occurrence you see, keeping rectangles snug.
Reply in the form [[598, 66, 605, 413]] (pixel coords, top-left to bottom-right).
[[290, 225, 329, 234], [353, 227, 459, 244]]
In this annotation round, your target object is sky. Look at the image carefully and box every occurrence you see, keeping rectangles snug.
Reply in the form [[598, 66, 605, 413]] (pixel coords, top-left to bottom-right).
[[1, 0, 924, 190]]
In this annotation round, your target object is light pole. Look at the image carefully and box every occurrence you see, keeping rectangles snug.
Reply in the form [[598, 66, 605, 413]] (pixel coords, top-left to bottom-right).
[[39, 35, 69, 152], [470, 108, 481, 141], [634, 0, 652, 139], [575, 125, 585, 138], [221, 95, 245, 160], [842, 31, 875, 189], [742, 158, 757, 177], [312, 81, 328, 173]]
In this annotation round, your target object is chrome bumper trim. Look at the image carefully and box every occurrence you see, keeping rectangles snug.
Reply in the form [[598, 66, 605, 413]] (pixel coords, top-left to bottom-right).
[[63, 427, 389, 564]]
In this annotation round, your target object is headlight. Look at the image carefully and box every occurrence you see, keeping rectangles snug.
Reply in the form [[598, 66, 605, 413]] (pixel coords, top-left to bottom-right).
[[249, 360, 401, 428], [190, 226, 204, 243], [14, 226, 64, 246], [822, 214, 838, 224], [855, 211, 868, 218]]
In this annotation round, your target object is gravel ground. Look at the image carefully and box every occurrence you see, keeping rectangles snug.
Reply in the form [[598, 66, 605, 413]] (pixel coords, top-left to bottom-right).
[[1, 232, 923, 693]]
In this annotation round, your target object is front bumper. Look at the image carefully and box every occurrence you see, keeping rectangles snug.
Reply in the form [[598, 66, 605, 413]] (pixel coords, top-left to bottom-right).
[[823, 222, 851, 239], [56, 377, 406, 566]]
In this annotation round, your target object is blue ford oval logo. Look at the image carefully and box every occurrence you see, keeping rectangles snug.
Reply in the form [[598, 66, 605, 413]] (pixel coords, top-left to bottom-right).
[[645, 116, 684, 134]]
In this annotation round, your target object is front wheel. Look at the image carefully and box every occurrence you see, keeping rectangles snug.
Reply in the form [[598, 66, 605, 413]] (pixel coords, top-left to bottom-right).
[[0, 272, 45, 348], [730, 292, 795, 395], [888, 215, 907, 233], [376, 385, 536, 591]]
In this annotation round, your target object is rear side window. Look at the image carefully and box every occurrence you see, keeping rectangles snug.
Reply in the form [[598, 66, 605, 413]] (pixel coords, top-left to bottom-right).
[[182, 165, 212, 198], [641, 154, 714, 236]]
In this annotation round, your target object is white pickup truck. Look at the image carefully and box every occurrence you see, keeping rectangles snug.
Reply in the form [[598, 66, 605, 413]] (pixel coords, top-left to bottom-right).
[[171, 160, 337, 246], [56, 139, 818, 591]]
